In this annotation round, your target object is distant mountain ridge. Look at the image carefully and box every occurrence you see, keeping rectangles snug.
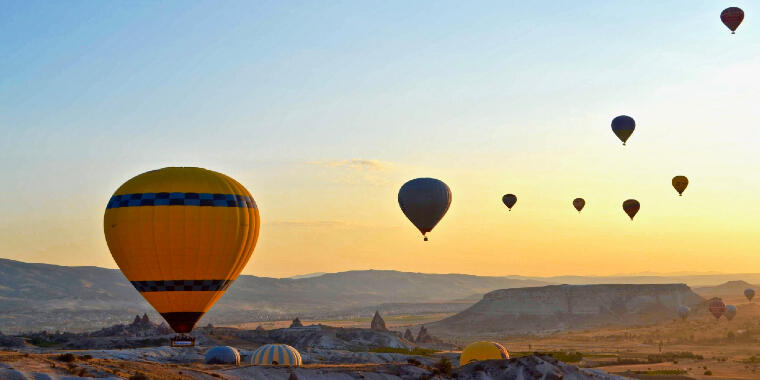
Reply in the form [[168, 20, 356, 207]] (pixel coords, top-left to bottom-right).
[[0, 258, 549, 333]]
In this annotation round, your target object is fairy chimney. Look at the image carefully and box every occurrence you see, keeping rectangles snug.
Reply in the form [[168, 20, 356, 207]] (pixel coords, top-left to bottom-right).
[[403, 328, 415, 342], [371, 310, 388, 332]]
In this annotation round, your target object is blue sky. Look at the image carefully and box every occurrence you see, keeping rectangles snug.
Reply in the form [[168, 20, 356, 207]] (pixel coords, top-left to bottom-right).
[[2, 1, 760, 277]]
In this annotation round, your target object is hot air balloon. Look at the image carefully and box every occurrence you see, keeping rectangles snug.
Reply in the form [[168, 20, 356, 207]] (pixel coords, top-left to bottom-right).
[[745, 288, 755, 302], [398, 178, 452, 241], [460, 341, 509, 366], [678, 305, 690, 321], [725, 304, 737, 321], [721, 7, 744, 34], [251, 344, 302, 366], [611, 115, 635, 145], [104, 167, 260, 339], [622, 199, 640, 220], [502, 194, 517, 211], [573, 198, 585, 212], [672, 176, 688, 196], [708, 298, 726, 320]]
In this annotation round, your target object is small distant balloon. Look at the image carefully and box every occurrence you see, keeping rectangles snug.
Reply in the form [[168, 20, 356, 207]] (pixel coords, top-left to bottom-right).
[[725, 304, 737, 321], [502, 194, 517, 211], [622, 199, 640, 220], [611, 115, 635, 145], [672, 176, 689, 196], [573, 198, 585, 212], [708, 298, 726, 320], [677, 305, 690, 321], [398, 178, 452, 241], [745, 288, 755, 302], [721, 7, 744, 34]]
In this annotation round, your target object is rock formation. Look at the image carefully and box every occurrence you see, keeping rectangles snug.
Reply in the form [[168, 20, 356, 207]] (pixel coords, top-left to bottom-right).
[[429, 283, 704, 336], [256, 325, 266, 332], [415, 325, 434, 343], [403, 328, 415, 342], [290, 318, 303, 328], [370, 310, 388, 332]]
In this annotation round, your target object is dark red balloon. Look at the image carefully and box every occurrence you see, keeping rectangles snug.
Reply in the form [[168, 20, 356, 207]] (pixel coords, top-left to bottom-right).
[[721, 7, 744, 34], [708, 298, 726, 320]]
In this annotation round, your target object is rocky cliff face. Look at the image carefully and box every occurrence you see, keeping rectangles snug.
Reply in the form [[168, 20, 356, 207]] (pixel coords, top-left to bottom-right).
[[429, 284, 703, 336]]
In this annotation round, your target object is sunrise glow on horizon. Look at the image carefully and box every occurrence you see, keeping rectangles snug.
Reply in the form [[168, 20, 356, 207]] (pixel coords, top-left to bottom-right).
[[2, 1, 760, 278]]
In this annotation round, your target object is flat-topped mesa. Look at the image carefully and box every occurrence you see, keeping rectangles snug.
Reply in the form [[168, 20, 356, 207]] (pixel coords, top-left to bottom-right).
[[370, 311, 388, 332], [429, 283, 704, 335]]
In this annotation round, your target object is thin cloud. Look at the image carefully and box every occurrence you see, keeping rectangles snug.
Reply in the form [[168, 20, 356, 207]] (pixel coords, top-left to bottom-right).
[[307, 159, 394, 185], [308, 159, 393, 171]]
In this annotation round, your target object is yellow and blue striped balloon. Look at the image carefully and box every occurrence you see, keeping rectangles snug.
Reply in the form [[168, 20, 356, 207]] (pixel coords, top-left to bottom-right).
[[251, 344, 302, 366], [104, 167, 260, 333]]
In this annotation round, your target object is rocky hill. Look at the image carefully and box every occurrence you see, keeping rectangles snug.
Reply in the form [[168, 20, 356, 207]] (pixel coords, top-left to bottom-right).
[[428, 284, 704, 336], [693, 280, 757, 299], [0, 258, 549, 333]]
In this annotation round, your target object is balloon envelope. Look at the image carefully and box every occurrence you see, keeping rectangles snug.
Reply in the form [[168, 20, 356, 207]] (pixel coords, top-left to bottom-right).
[[398, 178, 452, 240], [745, 288, 755, 302], [502, 194, 517, 210], [104, 167, 260, 333], [725, 304, 737, 321], [672, 176, 688, 196], [708, 298, 726, 320], [611, 115, 635, 145], [460, 341, 509, 366], [622, 199, 640, 220], [573, 198, 585, 212], [677, 305, 690, 321], [721, 7, 744, 33]]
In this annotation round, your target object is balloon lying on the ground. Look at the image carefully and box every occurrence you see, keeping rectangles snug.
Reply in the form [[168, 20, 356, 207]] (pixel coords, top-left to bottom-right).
[[103, 167, 260, 334], [708, 298, 726, 320], [460, 341, 510, 366], [721, 7, 744, 34], [611, 115, 635, 145], [573, 198, 585, 212], [251, 344, 302, 366], [672, 176, 688, 196], [622, 199, 640, 220], [205, 346, 241, 365], [725, 304, 737, 321], [502, 194, 517, 211], [745, 288, 755, 302], [398, 178, 452, 241]]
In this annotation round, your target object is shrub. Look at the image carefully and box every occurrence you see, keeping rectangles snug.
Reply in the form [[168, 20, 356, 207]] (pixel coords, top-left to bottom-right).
[[434, 357, 452, 375], [407, 358, 421, 366], [56, 353, 76, 363], [704, 370, 713, 375], [129, 373, 150, 380]]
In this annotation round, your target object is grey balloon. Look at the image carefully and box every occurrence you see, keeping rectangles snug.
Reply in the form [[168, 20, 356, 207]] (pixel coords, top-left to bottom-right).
[[677, 305, 690, 321], [725, 304, 737, 321], [745, 288, 755, 302], [398, 178, 452, 241], [205, 346, 241, 365]]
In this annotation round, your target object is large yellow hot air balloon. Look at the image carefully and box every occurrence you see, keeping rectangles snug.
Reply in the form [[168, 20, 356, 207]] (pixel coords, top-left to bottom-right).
[[104, 167, 260, 334]]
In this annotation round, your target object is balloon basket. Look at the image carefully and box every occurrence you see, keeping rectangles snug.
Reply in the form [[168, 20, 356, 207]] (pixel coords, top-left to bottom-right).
[[170, 335, 196, 347]]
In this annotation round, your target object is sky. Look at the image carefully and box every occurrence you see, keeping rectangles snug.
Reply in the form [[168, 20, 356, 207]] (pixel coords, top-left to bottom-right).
[[1, 1, 759, 278]]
